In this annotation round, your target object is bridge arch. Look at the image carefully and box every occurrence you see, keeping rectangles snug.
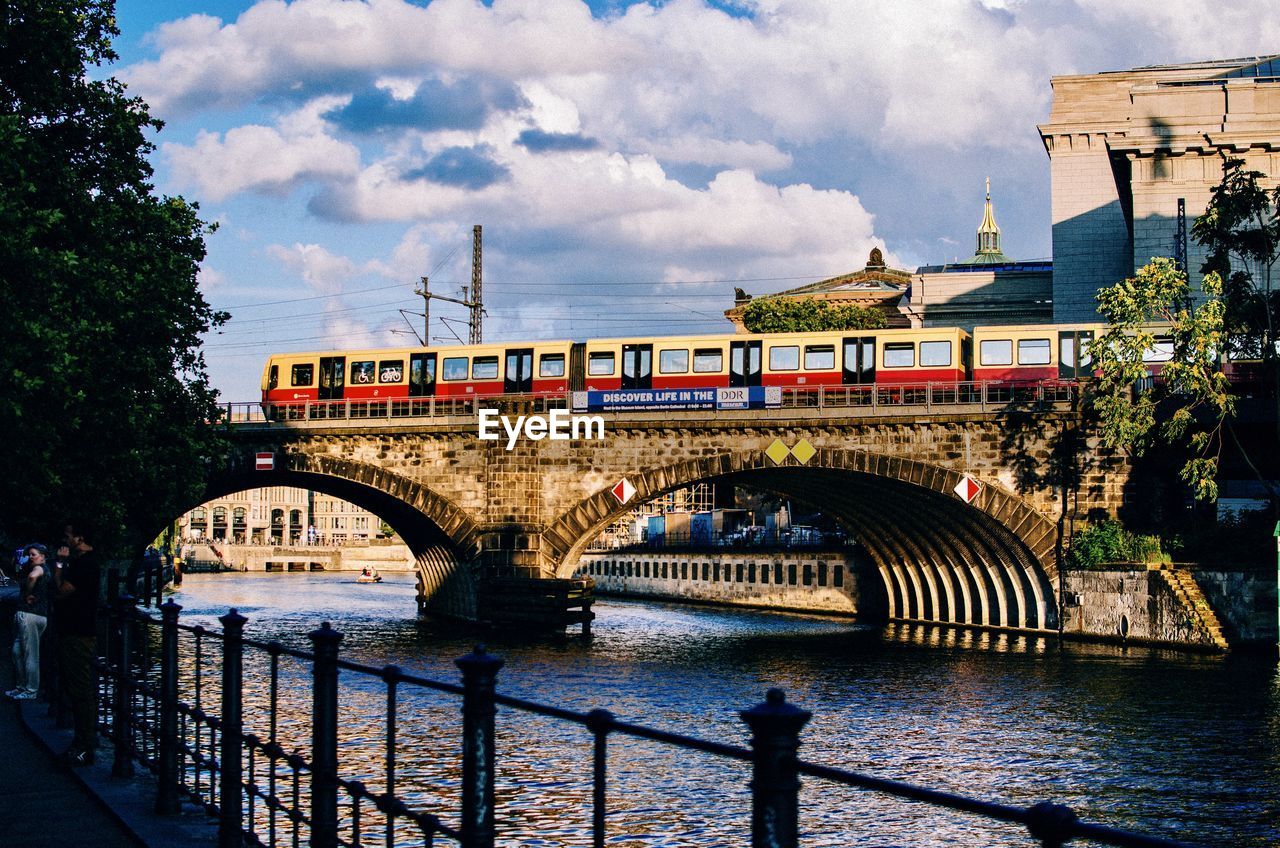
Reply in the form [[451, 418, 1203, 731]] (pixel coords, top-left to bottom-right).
[[544, 448, 1060, 632], [202, 449, 483, 619]]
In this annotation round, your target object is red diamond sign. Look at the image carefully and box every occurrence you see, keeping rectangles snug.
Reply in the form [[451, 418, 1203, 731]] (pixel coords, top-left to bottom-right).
[[611, 478, 636, 505], [953, 475, 982, 504], [255, 452, 274, 471]]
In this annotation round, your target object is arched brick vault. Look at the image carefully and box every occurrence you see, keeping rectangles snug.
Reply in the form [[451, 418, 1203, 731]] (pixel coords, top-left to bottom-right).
[[203, 449, 483, 619], [544, 448, 1062, 632]]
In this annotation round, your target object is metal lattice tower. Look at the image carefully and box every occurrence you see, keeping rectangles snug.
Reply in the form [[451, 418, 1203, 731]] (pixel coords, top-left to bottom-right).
[[469, 225, 483, 344]]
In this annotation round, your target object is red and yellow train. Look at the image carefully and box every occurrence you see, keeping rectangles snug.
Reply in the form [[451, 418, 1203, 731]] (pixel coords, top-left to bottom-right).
[[262, 323, 1203, 407]]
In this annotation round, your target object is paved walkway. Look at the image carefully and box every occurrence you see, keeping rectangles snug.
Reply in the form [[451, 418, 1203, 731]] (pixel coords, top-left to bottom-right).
[[0, 659, 139, 847], [1, 647, 217, 848]]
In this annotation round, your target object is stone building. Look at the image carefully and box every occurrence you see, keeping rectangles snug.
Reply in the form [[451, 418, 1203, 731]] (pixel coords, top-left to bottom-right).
[[900, 181, 1053, 330], [180, 487, 385, 544], [723, 247, 911, 331], [1039, 55, 1280, 322]]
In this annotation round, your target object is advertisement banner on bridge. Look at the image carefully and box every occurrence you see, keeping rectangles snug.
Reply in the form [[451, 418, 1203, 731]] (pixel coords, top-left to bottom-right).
[[571, 386, 781, 412]]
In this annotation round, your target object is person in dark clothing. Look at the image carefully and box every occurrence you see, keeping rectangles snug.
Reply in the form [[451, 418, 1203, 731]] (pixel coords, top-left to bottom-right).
[[53, 522, 101, 766]]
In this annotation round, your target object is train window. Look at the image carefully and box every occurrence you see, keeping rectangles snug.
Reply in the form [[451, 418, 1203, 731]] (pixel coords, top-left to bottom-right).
[[350, 360, 376, 385], [1017, 338, 1051, 365], [769, 345, 800, 371], [290, 363, 314, 386], [588, 351, 615, 376], [803, 345, 835, 370], [919, 340, 952, 367], [883, 342, 915, 368], [441, 357, 469, 381], [539, 353, 566, 377], [378, 360, 404, 383], [1143, 337, 1174, 363], [659, 349, 689, 373], [693, 348, 723, 373], [472, 356, 499, 379], [979, 339, 1013, 366], [268, 365, 278, 390]]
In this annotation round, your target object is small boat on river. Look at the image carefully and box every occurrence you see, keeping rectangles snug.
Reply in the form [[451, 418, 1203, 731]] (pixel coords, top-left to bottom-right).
[[356, 567, 382, 583]]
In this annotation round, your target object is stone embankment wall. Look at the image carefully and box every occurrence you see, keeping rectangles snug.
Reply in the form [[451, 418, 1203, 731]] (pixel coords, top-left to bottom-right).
[[583, 553, 1275, 651], [1193, 570, 1276, 646], [217, 541, 415, 573], [1062, 567, 1275, 650], [578, 550, 864, 615]]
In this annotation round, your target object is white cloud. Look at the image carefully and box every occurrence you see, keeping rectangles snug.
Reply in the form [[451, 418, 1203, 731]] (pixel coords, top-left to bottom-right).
[[129, 0, 1280, 162], [165, 124, 361, 201], [266, 242, 362, 294], [637, 137, 792, 172]]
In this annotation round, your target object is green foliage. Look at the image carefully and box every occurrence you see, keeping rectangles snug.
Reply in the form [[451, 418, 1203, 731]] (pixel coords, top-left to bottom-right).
[[1067, 520, 1173, 569], [0, 1, 228, 553], [1090, 258, 1234, 501], [741, 297, 888, 333], [1191, 155, 1280, 376]]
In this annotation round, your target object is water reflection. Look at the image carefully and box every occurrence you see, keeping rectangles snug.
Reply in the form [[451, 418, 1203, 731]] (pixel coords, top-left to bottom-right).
[[169, 573, 1280, 847]]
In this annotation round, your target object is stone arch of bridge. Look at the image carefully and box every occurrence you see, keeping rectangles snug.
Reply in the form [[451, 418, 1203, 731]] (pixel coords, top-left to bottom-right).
[[544, 448, 1060, 632], [203, 449, 481, 619]]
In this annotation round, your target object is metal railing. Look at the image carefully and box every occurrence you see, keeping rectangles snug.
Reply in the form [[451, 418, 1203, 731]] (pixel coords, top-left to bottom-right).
[[587, 528, 850, 552], [94, 594, 1206, 848], [218, 380, 1079, 427]]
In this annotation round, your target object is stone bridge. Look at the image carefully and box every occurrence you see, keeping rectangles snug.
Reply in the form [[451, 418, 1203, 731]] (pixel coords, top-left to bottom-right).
[[207, 398, 1132, 634]]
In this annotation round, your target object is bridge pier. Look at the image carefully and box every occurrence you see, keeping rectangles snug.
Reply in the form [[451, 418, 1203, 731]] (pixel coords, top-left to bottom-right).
[[474, 523, 550, 579]]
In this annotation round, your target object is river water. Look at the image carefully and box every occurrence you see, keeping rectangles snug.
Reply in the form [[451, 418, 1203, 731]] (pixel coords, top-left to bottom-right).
[[168, 572, 1280, 847]]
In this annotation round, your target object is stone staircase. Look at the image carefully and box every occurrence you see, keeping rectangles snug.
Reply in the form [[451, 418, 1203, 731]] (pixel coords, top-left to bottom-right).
[[1150, 564, 1231, 651]]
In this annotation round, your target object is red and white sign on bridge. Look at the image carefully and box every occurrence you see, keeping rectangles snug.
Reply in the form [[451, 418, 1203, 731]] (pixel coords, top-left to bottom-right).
[[953, 475, 983, 504]]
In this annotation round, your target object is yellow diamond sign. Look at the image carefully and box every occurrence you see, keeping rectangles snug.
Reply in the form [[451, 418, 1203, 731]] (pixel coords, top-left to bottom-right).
[[790, 439, 816, 465], [764, 438, 791, 465]]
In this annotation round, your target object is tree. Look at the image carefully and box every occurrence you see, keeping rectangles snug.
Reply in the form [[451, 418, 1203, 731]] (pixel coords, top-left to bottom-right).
[[1089, 258, 1235, 502], [0, 1, 228, 553], [1191, 155, 1280, 426], [741, 298, 888, 333]]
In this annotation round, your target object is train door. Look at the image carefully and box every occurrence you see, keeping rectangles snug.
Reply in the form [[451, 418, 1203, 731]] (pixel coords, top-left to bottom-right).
[[621, 344, 653, 390], [409, 352, 436, 397], [569, 343, 586, 391], [318, 356, 345, 400], [729, 340, 762, 387], [842, 337, 876, 384], [505, 348, 534, 393], [1058, 330, 1093, 379]]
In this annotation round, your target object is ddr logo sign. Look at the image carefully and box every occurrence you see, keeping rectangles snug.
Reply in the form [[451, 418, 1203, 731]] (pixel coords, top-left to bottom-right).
[[953, 475, 982, 504], [255, 452, 274, 472]]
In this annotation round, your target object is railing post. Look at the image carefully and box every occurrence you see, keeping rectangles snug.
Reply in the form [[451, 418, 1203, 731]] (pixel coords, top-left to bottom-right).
[[219, 609, 247, 848], [156, 600, 183, 814], [456, 646, 504, 848], [740, 689, 811, 848], [110, 591, 136, 778], [310, 622, 343, 848]]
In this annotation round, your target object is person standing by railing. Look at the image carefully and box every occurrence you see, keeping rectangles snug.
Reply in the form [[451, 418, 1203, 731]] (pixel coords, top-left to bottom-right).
[[6, 543, 50, 700], [53, 522, 101, 766]]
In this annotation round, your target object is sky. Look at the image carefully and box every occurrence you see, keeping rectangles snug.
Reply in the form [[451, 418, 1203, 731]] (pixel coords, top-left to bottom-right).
[[108, 0, 1280, 401]]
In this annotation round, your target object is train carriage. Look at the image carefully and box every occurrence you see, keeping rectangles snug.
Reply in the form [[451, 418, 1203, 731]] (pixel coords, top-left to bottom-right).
[[971, 324, 1104, 383], [577, 327, 970, 394], [262, 341, 575, 407]]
